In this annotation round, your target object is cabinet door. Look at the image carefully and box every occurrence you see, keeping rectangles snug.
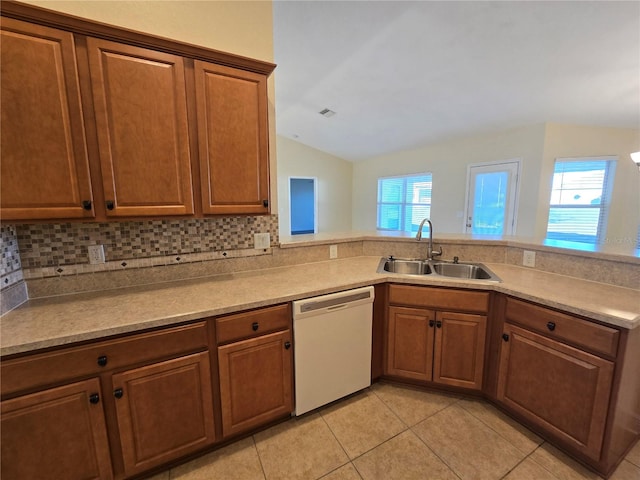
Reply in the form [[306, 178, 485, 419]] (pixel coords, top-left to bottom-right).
[[1, 378, 112, 480], [0, 18, 94, 220], [433, 311, 487, 390], [87, 37, 194, 217], [218, 330, 293, 438], [497, 324, 614, 460], [194, 61, 270, 215], [112, 352, 215, 477], [386, 306, 435, 381]]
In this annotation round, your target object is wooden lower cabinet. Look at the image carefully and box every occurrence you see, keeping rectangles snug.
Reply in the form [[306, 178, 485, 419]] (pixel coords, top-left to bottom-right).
[[434, 311, 487, 389], [497, 323, 614, 460], [386, 306, 434, 381], [112, 352, 215, 477], [1, 378, 113, 480], [386, 305, 486, 389], [218, 330, 293, 438]]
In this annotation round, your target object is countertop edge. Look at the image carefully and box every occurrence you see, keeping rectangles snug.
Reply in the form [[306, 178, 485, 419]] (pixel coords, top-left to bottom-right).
[[1, 258, 638, 357]]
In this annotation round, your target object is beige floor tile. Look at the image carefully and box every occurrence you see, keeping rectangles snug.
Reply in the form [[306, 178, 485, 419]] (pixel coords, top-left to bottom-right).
[[146, 472, 170, 480], [458, 398, 543, 455], [320, 390, 406, 459], [169, 436, 264, 480], [319, 462, 362, 480], [353, 430, 458, 480], [503, 457, 558, 480], [609, 460, 640, 480], [625, 440, 640, 468], [528, 444, 601, 480], [412, 403, 525, 480], [254, 413, 349, 480], [371, 382, 458, 426]]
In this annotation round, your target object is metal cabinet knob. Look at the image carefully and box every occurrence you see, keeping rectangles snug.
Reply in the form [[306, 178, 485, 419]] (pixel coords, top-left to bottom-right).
[[97, 355, 108, 367], [89, 393, 100, 404], [114, 388, 124, 399], [252, 322, 259, 331], [502, 333, 510, 342]]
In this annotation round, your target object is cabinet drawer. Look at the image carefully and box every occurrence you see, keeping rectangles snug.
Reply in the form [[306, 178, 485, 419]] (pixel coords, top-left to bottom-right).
[[1, 322, 209, 397], [505, 297, 619, 358], [388, 284, 489, 313], [216, 304, 290, 344]]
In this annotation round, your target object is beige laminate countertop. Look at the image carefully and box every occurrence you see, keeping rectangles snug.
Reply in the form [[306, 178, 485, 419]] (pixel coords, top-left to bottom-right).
[[1, 256, 639, 357]]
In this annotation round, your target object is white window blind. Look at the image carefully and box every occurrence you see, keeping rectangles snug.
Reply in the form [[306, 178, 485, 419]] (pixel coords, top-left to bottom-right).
[[377, 174, 432, 232], [546, 158, 615, 244]]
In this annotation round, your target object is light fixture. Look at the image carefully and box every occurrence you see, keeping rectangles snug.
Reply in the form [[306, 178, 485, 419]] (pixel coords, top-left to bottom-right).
[[631, 151, 640, 170], [318, 108, 336, 118]]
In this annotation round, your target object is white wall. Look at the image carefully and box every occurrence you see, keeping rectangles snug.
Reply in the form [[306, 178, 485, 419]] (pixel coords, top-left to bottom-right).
[[277, 136, 352, 237], [537, 124, 640, 245], [352, 124, 546, 235]]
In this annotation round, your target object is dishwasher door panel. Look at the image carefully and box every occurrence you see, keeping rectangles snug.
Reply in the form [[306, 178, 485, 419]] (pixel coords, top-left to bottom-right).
[[293, 287, 374, 415]]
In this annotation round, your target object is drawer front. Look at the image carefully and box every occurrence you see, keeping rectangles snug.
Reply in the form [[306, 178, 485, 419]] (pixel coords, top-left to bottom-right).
[[505, 297, 619, 358], [1, 322, 209, 397], [216, 304, 291, 344], [388, 284, 489, 313]]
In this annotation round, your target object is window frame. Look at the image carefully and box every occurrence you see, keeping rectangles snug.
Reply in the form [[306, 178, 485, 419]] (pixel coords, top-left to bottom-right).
[[376, 173, 433, 233], [546, 156, 616, 245]]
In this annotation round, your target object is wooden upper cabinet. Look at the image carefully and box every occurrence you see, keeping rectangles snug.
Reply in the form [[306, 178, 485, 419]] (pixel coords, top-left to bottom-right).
[[0, 18, 94, 220], [194, 61, 270, 215], [86, 38, 194, 217]]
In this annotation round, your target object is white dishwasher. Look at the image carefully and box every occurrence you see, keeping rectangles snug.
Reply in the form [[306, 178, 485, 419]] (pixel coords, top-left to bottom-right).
[[292, 286, 374, 415]]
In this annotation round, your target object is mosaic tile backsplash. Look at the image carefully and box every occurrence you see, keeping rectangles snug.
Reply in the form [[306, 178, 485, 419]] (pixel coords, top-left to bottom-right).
[[1, 224, 22, 279], [14, 215, 278, 276]]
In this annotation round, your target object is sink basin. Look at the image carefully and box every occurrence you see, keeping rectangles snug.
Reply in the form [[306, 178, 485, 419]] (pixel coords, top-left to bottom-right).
[[431, 262, 494, 280], [381, 258, 431, 275], [377, 257, 501, 282]]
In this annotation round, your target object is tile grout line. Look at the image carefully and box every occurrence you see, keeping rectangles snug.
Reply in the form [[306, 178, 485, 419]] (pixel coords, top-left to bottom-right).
[[251, 433, 269, 480], [456, 398, 544, 458], [407, 402, 465, 480]]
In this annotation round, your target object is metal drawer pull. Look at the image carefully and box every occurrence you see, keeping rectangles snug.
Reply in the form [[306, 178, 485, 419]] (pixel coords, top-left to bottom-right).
[[97, 355, 108, 367], [252, 322, 259, 331], [547, 322, 556, 331]]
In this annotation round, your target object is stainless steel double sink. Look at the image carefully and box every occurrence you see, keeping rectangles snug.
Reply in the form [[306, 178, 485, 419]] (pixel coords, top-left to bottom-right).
[[377, 257, 501, 282]]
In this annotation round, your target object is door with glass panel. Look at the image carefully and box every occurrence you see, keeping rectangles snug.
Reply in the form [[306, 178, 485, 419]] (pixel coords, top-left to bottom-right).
[[464, 161, 520, 235]]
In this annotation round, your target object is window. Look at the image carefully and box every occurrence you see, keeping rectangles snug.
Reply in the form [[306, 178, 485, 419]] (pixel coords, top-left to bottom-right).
[[377, 173, 432, 232], [546, 157, 616, 244]]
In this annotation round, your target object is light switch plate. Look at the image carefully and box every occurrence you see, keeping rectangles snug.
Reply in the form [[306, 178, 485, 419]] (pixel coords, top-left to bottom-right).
[[254, 233, 270, 250], [523, 250, 536, 268], [329, 244, 338, 259], [88, 245, 105, 264]]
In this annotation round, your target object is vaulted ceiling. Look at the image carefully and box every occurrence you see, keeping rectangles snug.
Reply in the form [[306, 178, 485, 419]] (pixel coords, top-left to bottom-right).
[[273, 1, 640, 161]]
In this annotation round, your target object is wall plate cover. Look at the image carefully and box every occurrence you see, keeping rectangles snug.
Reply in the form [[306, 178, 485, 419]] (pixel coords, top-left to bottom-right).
[[523, 250, 536, 268], [88, 245, 105, 264], [254, 233, 270, 250]]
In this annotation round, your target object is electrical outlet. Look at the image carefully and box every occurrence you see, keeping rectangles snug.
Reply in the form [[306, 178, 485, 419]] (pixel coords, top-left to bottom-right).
[[329, 244, 338, 259], [88, 245, 105, 264], [523, 250, 536, 268], [254, 233, 270, 250]]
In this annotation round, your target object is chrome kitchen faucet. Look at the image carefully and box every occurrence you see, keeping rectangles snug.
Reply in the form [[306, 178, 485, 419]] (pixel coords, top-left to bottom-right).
[[416, 218, 443, 261]]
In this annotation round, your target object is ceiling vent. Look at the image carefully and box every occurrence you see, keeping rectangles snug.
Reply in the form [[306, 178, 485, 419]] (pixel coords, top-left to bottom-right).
[[318, 108, 336, 118]]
